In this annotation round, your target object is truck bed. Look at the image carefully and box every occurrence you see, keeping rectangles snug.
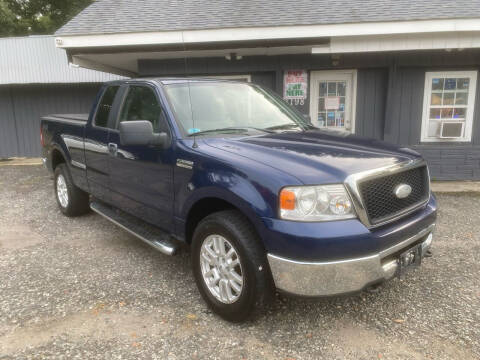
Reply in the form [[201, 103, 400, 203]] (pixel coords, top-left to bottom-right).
[[41, 113, 90, 191]]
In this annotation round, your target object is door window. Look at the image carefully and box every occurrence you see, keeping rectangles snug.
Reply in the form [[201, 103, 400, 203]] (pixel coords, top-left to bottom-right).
[[119, 85, 168, 133], [309, 70, 357, 132], [318, 80, 346, 128], [94, 85, 120, 128]]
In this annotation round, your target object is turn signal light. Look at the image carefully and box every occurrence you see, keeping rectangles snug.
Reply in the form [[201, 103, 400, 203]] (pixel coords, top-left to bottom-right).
[[279, 189, 296, 210]]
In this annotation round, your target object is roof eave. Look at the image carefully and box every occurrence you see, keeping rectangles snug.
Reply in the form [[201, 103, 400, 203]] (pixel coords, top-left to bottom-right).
[[55, 18, 480, 49]]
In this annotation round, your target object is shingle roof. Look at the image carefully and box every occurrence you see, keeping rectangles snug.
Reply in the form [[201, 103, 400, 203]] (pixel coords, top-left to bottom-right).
[[0, 36, 124, 85], [56, 0, 480, 36]]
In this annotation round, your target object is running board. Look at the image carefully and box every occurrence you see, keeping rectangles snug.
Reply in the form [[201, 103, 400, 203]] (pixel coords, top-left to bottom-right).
[[90, 201, 179, 256]]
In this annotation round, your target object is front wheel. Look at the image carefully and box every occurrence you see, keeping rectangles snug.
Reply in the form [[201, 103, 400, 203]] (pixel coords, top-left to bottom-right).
[[191, 210, 273, 322]]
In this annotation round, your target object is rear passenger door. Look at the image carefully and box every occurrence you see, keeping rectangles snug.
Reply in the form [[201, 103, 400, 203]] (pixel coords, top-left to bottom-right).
[[107, 84, 175, 231], [84, 85, 122, 203]]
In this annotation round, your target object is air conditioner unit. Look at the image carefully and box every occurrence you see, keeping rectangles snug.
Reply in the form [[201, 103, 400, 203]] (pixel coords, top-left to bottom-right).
[[440, 121, 464, 139]]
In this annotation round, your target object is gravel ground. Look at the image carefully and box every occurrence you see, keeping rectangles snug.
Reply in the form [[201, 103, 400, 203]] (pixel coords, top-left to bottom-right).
[[0, 165, 479, 359]]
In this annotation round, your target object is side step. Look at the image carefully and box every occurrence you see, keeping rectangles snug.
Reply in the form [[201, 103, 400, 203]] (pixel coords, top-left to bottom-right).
[[90, 201, 179, 256]]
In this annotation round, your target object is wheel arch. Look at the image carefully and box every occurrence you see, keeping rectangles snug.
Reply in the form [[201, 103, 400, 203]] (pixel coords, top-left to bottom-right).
[[51, 147, 67, 170], [183, 192, 267, 247]]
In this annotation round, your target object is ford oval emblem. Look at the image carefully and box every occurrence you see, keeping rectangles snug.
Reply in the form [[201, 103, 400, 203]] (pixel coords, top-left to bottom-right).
[[394, 184, 412, 199]]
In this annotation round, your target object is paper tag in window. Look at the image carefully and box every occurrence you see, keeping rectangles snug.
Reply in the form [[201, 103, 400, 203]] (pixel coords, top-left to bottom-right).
[[325, 97, 340, 110]]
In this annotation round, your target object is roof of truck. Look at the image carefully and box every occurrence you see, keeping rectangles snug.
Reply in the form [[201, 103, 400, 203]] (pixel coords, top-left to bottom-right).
[[106, 77, 246, 85]]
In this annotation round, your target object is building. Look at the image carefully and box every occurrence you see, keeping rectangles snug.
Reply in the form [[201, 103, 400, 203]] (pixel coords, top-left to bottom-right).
[[0, 35, 124, 158], [54, 1, 480, 179]]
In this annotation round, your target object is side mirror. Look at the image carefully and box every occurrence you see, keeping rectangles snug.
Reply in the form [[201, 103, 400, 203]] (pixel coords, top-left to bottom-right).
[[119, 121, 169, 148]]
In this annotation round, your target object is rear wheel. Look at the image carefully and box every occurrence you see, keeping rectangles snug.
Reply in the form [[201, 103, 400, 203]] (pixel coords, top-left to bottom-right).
[[191, 210, 273, 322], [54, 164, 90, 217]]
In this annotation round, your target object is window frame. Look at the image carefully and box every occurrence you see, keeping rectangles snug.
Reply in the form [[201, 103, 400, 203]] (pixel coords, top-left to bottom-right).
[[92, 85, 121, 129], [309, 69, 357, 134], [421, 70, 478, 143], [114, 83, 171, 136]]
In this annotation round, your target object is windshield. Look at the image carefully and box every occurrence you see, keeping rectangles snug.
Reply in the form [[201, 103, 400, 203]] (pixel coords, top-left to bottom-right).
[[163, 81, 311, 136]]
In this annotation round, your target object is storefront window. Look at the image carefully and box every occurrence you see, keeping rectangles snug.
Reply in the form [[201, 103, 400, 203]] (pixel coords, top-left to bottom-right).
[[421, 71, 477, 142]]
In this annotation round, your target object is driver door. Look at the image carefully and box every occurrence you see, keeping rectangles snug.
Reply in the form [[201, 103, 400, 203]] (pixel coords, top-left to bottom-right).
[[107, 84, 175, 232]]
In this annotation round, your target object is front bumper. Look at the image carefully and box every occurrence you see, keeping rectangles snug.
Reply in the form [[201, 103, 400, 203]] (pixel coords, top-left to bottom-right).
[[267, 223, 435, 297]]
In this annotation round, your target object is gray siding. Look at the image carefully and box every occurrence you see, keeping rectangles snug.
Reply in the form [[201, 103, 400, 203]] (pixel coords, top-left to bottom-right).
[[1, 36, 124, 85], [251, 72, 275, 91], [383, 68, 426, 145], [414, 146, 480, 180], [139, 56, 390, 140], [355, 69, 388, 140], [0, 87, 19, 155], [381, 67, 480, 180], [138, 50, 480, 180], [0, 84, 101, 158]]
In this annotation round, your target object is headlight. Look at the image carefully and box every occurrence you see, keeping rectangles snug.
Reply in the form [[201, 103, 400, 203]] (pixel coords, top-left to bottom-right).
[[279, 184, 356, 221]]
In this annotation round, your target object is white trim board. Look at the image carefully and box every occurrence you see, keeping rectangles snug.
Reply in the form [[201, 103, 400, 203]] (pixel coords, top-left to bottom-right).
[[56, 18, 480, 49], [312, 32, 480, 54]]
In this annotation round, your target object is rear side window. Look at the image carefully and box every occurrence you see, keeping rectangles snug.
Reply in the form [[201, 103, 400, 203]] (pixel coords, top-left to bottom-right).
[[119, 85, 168, 133], [94, 86, 119, 127]]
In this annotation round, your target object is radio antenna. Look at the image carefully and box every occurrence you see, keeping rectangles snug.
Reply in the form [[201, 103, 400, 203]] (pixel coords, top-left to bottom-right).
[[181, 31, 198, 148]]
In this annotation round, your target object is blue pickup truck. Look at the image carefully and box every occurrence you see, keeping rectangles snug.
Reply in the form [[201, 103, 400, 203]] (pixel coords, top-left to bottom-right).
[[41, 78, 437, 321]]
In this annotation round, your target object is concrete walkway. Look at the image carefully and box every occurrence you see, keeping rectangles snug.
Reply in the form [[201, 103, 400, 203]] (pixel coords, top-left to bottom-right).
[[1, 157, 479, 193], [431, 181, 480, 194], [0, 157, 43, 166]]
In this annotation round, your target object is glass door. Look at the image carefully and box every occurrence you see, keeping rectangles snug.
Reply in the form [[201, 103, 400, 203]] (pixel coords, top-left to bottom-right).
[[309, 70, 357, 133]]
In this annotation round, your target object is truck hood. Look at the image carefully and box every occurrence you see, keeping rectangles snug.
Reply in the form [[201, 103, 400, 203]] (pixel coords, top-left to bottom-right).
[[203, 130, 421, 184]]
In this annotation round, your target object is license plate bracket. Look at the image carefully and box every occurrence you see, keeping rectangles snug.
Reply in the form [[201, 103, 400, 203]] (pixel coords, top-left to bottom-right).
[[397, 243, 422, 276]]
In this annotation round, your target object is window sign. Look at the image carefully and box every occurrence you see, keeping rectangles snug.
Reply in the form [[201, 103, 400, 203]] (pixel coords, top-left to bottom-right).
[[284, 70, 307, 106], [325, 96, 340, 110]]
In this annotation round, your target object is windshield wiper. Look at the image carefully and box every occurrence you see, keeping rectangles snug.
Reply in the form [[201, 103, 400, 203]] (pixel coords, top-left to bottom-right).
[[266, 123, 302, 131], [187, 126, 274, 137]]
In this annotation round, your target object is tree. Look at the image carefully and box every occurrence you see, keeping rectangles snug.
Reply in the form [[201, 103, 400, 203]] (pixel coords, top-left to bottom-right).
[[0, 0, 94, 37]]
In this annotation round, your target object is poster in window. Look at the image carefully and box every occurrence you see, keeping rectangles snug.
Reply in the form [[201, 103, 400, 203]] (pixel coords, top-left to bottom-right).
[[325, 96, 340, 110], [283, 70, 307, 105]]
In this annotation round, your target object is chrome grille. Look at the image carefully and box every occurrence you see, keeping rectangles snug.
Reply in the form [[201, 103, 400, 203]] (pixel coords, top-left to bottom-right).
[[358, 165, 429, 225]]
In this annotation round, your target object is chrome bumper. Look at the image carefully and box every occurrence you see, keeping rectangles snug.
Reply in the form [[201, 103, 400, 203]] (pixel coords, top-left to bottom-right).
[[267, 224, 435, 297]]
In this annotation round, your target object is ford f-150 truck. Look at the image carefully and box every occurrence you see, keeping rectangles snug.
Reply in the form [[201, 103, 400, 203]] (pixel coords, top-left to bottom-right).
[[41, 78, 437, 321]]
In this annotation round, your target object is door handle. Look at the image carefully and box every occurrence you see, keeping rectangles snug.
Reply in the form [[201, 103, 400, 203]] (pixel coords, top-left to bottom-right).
[[108, 142, 118, 156]]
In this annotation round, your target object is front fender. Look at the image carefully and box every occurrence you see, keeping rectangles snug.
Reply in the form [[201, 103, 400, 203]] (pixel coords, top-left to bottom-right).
[[174, 140, 302, 243]]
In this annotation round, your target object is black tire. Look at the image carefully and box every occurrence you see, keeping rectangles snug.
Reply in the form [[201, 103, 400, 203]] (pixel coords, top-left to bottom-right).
[[54, 163, 90, 217], [191, 210, 274, 322]]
